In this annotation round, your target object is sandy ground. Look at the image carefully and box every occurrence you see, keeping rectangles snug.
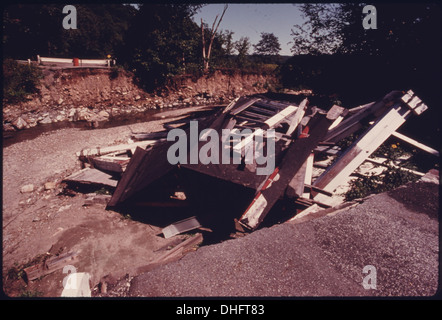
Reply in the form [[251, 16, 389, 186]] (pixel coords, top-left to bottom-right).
[[2, 106, 209, 297]]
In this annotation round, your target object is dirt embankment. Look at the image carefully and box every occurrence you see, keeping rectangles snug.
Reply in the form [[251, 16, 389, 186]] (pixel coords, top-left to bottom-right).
[[3, 67, 278, 131], [2, 106, 210, 297]]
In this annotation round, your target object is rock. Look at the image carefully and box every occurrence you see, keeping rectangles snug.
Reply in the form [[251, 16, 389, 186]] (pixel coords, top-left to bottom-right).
[[12, 117, 27, 130], [98, 110, 110, 118], [68, 108, 76, 117], [135, 95, 141, 101], [39, 116, 52, 124], [20, 184, 34, 193], [58, 204, 71, 212], [44, 182, 57, 190], [3, 123, 16, 132], [58, 98, 64, 105], [75, 108, 93, 121]]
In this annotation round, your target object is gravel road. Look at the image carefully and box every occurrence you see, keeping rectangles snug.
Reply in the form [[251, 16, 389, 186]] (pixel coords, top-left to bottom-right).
[[129, 180, 439, 297]]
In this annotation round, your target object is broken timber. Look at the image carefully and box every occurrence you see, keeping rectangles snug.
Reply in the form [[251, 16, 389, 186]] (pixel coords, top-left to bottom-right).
[[162, 216, 202, 239], [89, 90, 433, 234], [24, 251, 78, 282], [76, 140, 158, 158], [312, 91, 428, 207], [238, 105, 346, 230], [64, 168, 119, 188]]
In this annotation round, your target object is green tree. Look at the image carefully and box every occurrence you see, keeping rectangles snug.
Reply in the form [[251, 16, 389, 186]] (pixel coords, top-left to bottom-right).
[[290, 3, 344, 55], [2, 4, 136, 59], [220, 29, 235, 56], [119, 4, 202, 90], [253, 32, 281, 56], [234, 36, 251, 68]]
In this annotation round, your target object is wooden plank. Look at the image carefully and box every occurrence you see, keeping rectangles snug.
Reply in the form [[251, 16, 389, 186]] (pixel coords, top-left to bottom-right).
[[63, 168, 119, 187], [326, 105, 346, 121], [162, 216, 202, 239], [239, 112, 336, 230], [304, 184, 333, 197], [364, 158, 425, 176], [136, 234, 203, 274], [313, 103, 414, 204], [241, 110, 270, 120], [323, 91, 403, 143], [232, 128, 264, 153], [76, 140, 157, 157], [302, 153, 314, 198], [89, 157, 129, 173], [400, 90, 428, 115], [24, 251, 78, 281], [263, 105, 298, 128], [83, 193, 112, 206], [222, 97, 240, 114], [230, 97, 261, 115], [247, 106, 276, 116], [286, 156, 308, 198], [391, 131, 439, 156], [286, 98, 308, 136], [348, 101, 376, 114], [252, 100, 286, 111], [235, 114, 266, 124]]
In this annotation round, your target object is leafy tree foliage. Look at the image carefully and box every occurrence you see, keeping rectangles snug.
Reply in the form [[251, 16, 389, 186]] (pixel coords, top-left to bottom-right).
[[234, 36, 251, 68], [3, 58, 42, 103], [285, 3, 441, 149], [253, 32, 281, 56], [3, 4, 136, 59], [117, 4, 204, 90]]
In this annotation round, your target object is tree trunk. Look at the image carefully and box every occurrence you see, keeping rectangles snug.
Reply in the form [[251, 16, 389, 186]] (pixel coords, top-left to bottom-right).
[[201, 4, 228, 72]]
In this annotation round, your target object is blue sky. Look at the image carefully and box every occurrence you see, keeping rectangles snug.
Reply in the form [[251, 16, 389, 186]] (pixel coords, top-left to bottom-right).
[[192, 3, 305, 56]]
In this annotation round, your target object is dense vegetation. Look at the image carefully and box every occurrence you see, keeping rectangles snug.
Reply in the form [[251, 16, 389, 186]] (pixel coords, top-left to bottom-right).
[[3, 3, 440, 142], [3, 4, 282, 91]]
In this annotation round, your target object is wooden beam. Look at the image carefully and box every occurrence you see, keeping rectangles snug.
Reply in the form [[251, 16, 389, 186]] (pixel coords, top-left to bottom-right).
[[365, 158, 425, 176], [286, 154, 309, 198], [136, 234, 203, 274], [391, 131, 439, 157], [24, 251, 78, 281], [239, 111, 337, 230], [286, 98, 308, 136], [223, 97, 240, 113], [323, 91, 403, 143], [63, 168, 119, 188], [162, 216, 202, 239], [401, 90, 428, 115], [313, 101, 418, 206], [302, 153, 314, 198], [230, 97, 261, 115], [263, 105, 298, 129], [76, 140, 157, 158]]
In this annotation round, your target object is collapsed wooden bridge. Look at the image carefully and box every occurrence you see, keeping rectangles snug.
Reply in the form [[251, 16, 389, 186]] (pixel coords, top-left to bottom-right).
[[65, 89, 436, 235]]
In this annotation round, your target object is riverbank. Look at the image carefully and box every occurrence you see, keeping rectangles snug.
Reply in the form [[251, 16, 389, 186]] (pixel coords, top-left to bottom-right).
[[2, 105, 212, 297], [3, 67, 279, 133]]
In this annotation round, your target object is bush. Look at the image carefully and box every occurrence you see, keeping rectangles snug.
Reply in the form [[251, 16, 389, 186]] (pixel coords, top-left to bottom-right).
[[3, 59, 42, 103], [344, 166, 420, 201]]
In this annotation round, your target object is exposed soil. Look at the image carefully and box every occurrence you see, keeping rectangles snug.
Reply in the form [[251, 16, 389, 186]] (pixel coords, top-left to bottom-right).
[[2, 106, 211, 297]]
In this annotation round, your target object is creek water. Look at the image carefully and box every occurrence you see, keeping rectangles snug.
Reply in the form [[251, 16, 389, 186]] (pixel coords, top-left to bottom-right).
[[2, 105, 222, 148]]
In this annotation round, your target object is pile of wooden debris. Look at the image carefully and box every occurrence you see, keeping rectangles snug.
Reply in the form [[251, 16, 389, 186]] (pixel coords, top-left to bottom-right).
[[64, 90, 437, 236]]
